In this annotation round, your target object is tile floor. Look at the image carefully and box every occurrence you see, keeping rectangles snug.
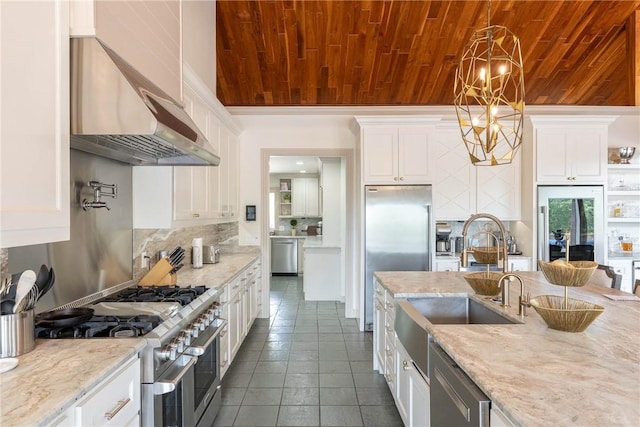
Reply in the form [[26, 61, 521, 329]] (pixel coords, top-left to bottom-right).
[[213, 275, 403, 426]]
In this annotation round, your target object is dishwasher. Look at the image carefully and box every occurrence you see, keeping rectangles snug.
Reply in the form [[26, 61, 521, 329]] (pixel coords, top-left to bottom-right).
[[429, 342, 490, 426], [271, 238, 298, 275]]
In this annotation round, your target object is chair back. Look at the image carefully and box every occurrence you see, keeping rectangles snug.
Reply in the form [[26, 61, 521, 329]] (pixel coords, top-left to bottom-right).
[[587, 264, 621, 290]]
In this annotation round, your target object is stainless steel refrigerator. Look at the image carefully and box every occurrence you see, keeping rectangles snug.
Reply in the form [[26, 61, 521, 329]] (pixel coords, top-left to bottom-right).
[[538, 186, 605, 264], [364, 185, 432, 330]]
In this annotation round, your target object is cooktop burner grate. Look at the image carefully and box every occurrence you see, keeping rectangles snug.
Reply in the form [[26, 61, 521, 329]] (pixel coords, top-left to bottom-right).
[[36, 314, 162, 339], [98, 285, 208, 306]]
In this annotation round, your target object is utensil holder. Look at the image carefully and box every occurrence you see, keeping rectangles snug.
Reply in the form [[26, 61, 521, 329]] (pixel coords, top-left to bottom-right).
[[0, 309, 35, 358]]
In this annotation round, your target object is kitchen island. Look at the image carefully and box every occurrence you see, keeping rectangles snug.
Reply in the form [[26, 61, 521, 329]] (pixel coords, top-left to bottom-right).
[[374, 271, 640, 426]]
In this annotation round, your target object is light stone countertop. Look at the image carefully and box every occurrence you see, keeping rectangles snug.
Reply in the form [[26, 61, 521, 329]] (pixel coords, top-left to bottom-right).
[[0, 250, 261, 427], [374, 271, 640, 427], [0, 338, 146, 426], [302, 236, 341, 249], [175, 250, 261, 289]]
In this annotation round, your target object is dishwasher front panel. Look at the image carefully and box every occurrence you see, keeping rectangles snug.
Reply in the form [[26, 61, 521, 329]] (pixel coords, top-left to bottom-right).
[[429, 342, 490, 427], [271, 238, 298, 275]]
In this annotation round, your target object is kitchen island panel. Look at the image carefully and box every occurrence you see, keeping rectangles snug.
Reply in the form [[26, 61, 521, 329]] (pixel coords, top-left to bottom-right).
[[374, 271, 640, 427]]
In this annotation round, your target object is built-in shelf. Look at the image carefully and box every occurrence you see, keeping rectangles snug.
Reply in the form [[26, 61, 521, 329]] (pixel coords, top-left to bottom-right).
[[607, 217, 640, 223], [608, 190, 640, 196], [607, 164, 640, 170]]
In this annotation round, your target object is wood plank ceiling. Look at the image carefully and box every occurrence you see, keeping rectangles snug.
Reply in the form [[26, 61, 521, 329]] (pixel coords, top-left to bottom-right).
[[216, 0, 640, 107]]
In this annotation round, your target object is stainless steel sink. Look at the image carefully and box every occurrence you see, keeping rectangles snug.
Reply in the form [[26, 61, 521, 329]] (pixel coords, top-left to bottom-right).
[[395, 297, 519, 379], [406, 296, 517, 325]]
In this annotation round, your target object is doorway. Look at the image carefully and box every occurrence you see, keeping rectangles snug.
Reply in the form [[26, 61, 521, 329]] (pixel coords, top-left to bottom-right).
[[260, 149, 356, 322]]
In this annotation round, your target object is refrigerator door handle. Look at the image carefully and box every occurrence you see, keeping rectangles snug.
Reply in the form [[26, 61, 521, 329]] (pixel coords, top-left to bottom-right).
[[538, 206, 548, 262], [426, 204, 432, 271]]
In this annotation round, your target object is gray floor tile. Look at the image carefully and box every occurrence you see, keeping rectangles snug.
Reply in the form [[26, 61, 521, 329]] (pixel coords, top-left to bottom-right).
[[292, 341, 319, 351], [320, 405, 364, 426], [284, 373, 320, 387], [235, 350, 261, 361], [277, 406, 320, 426], [319, 373, 355, 388], [341, 325, 362, 333], [349, 361, 374, 373], [228, 359, 258, 373], [221, 388, 246, 405], [356, 387, 395, 405], [213, 405, 239, 426], [260, 350, 290, 361], [353, 373, 388, 388], [287, 360, 319, 374], [222, 373, 252, 388], [294, 326, 318, 333], [289, 350, 319, 361], [271, 326, 295, 333], [343, 333, 370, 342], [234, 405, 279, 426], [319, 360, 351, 374], [243, 340, 267, 351], [264, 341, 292, 351], [293, 333, 319, 342], [319, 348, 349, 360], [318, 325, 343, 333], [319, 333, 345, 342], [249, 373, 286, 388], [242, 388, 283, 405], [255, 360, 288, 374], [320, 341, 347, 351], [319, 388, 358, 405], [281, 388, 320, 405], [360, 405, 404, 426], [348, 350, 374, 361], [268, 333, 293, 342]]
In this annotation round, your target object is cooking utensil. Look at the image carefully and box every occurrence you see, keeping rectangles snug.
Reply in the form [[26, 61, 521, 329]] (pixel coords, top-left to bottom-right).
[[13, 270, 36, 313], [34, 265, 49, 295], [36, 307, 94, 328], [1, 299, 15, 315], [37, 268, 55, 301]]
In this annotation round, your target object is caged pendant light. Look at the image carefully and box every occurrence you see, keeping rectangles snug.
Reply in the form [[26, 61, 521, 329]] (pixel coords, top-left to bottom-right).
[[454, 1, 525, 166]]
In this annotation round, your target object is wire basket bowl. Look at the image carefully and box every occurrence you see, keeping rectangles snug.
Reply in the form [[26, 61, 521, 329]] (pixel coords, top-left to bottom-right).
[[537, 260, 597, 287], [530, 295, 604, 333], [470, 246, 503, 264], [463, 271, 503, 296]]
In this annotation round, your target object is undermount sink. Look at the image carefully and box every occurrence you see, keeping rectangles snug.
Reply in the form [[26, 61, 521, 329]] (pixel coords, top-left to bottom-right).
[[406, 296, 518, 325]]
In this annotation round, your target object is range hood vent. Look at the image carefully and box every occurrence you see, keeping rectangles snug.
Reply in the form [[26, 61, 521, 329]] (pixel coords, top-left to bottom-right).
[[70, 37, 220, 166]]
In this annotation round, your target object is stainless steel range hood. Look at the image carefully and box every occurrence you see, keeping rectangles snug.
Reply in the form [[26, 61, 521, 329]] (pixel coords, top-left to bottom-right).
[[70, 37, 220, 166]]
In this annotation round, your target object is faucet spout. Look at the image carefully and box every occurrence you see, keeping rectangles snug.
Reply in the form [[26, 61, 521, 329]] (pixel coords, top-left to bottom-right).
[[460, 213, 509, 272], [498, 273, 529, 316]]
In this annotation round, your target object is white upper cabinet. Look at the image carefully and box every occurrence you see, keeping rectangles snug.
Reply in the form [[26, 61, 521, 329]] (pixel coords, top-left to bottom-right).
[[70, 0, 182, 102], [1, 0, 70, 248], [532, 116, 617, 184], [358, 119, 436, 184], [292, 178, 320, 217]]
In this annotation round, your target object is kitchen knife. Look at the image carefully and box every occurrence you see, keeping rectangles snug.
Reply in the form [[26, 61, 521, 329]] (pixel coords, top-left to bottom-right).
[[173, 252, 185, 266], [168, 246, 182, 264]]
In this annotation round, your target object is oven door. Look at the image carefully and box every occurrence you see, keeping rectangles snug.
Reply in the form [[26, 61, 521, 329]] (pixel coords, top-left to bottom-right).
[[149, 354, 197, 427], [190, 318, 227, 427]]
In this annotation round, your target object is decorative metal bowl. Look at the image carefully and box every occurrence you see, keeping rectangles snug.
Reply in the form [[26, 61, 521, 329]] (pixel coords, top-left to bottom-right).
[[471, 246, 503, 264], [537, 260, 597, 287], [618, 147, 636, 164], [463, 271, 503, 296], [530, 295, 604, 333]]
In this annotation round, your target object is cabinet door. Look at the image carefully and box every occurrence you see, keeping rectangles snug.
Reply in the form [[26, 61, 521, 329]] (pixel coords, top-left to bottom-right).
[[536, 129, 570, 182], [1, 0, 70, 248], [432, 128, 477, 220], [476, 154, 521, 220], [568, 131, 605, 182], [409, 367, 430, 427], [395, 341, 411, 425], [373, 284, 386, 373], [508, 258, 531, 271], [434, 260, 460, 272], [292, 178, 307, 216], [362, 127, 399, 183], [227, 133, 240, 219], [398, 127, 432, 183], [304, 178, 319, 216], [218, 127, 231, 218]]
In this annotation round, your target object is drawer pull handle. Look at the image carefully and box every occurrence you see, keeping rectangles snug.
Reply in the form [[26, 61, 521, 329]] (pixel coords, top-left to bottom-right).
[[104, 398, 131, 421], [403, 360, 412, 371], [385, 325, 393, 333]]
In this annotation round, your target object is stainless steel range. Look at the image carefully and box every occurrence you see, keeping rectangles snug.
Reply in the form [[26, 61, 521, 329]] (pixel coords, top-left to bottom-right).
[[36, 285, 227, 427]]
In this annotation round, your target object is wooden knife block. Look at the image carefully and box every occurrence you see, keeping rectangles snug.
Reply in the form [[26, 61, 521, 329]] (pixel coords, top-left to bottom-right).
[[138, 259, 177, 286]]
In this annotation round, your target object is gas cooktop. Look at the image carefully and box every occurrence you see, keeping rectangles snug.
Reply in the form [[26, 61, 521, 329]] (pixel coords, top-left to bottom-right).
[[36, 314, 162, 339], [97, 285, 208, 306]]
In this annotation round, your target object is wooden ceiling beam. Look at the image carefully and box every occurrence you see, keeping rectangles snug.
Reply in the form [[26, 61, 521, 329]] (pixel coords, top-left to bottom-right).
[[628, 9, 640, 106]]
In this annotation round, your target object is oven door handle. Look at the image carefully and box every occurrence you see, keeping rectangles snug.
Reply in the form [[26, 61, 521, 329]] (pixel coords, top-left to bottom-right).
[[184, 318, 228, 357], [153, 355, 197, 396]]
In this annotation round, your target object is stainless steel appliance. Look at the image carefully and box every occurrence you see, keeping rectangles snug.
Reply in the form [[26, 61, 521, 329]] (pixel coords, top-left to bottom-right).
[[203, 245, 221, 264], [538, 186, 605, 263], [271, 238, 298, 275], [70, 37, 220, 166], [364, 185, 432, 330], [430, 342, 490, 426], [35, 285, 226, 427], [436, 223, 452, 254]]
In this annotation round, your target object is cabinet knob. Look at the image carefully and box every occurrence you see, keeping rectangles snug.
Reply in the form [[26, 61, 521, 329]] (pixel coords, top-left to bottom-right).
[[393, 177, 399, 181], [399, 177, 404, 181], [193, 213, 200, 218]]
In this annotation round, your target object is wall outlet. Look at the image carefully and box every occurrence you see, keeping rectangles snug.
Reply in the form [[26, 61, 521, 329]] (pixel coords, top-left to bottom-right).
[[141, 252, 149, 268]]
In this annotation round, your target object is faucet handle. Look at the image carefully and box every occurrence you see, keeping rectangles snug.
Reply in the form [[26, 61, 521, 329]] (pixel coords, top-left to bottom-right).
[[519, 292, 531, 316]]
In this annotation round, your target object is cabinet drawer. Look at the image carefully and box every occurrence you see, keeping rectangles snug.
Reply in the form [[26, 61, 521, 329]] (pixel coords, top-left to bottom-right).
[[228, 277, 242, 298], [75, 357, 140, 427]]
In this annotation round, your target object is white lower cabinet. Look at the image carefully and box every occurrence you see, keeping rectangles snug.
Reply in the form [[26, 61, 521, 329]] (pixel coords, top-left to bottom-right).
[[434, 259, 460, 272], [373, 282, 386, 373], [490, 406, 516, 427], [74, 356, 140, 427], [508, 257, 531, 271], [395, 339, 430, 427]]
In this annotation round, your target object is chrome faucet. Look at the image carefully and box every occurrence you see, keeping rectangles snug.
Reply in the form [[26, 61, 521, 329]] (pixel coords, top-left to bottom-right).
[[497, 273, 530, 316], [460, 213, 509, 272]]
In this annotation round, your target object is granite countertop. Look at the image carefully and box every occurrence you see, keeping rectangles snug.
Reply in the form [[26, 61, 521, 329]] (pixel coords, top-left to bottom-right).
[[269, 234, 308, 239], [0, 339, 146, 426], [303, 236, 341, 249], [176, 250, 261, 289], [0, 249, 261, 427], [374, 271, 640, 427]]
